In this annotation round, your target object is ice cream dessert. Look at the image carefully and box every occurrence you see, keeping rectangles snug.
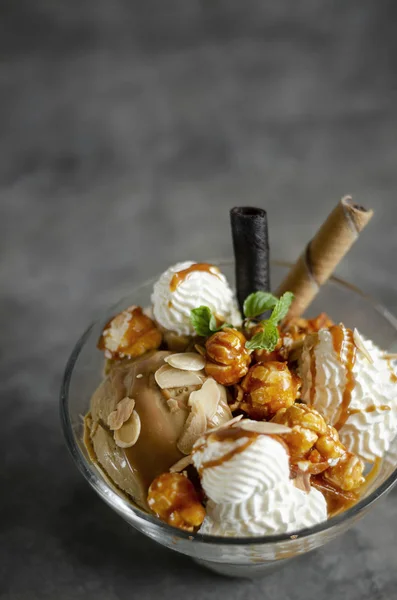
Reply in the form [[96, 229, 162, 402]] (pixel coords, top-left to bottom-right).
[[83, 200, 397, 538]]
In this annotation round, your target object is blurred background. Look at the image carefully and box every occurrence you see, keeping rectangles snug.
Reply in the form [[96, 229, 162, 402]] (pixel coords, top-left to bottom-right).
[[1, 1, 397, 599]]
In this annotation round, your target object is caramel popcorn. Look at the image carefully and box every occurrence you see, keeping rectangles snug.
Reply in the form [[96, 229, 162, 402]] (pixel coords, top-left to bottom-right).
[[314, 426, 346, 462], [205, 328, 251, 386], [98, 306, 162, 359], [272, 404, 365, 490], [273, 403, 328, 436], [285, 312, 334, 343], [147, 472, 205, 531], [240, 361, 301, 419], [323, 452, 365, 491]]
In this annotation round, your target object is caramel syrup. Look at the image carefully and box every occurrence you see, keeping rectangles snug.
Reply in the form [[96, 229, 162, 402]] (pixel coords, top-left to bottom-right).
[[359, 457, 382, 495], [199, 428, 259, 472], [330, 325, 357, 430], [387, 358, 397, 384], [196, 428, 289, 474], [169, 263, 220, 292], [312, 475, 358, 517], [309, 337, 319, 404], [349, 404, 390, 416]]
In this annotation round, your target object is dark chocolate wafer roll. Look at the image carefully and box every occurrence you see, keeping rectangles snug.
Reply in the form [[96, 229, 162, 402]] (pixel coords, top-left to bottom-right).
[[230, 207, 270, 313]]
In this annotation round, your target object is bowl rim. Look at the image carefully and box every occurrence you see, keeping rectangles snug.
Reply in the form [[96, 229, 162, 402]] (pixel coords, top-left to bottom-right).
[[60, 260, 397, 546]]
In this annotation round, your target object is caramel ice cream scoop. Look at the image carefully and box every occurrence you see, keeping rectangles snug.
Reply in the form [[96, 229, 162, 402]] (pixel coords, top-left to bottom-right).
[[85, 351, 192, 509]]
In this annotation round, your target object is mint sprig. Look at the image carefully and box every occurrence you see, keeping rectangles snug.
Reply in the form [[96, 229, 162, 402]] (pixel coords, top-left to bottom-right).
[[190, 306, 231, 337], [243, 291, 278, 318], [190, 290, 294, 347], [245, 291, 294, 352]]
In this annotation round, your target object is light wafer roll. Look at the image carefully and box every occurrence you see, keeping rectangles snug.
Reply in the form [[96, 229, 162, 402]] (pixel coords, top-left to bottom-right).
[[277, 196, 373, 319]]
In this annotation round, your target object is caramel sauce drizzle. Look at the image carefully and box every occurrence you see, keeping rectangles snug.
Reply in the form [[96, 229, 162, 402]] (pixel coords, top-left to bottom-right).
[[312, 475, 358, 517], [349, 404, 390, 416], [330, 325, 357, 430], [169, 263, 220, 292], [199, 428, 259, 473], [196, 428, 289, 474], [309, 336, 319, 404], [387, 359, 397, 384]]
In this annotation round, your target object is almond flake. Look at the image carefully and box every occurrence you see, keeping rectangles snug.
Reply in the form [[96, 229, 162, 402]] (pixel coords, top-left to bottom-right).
[[293, 472, 311, 494], [207, 414, 244, 434], [107, 397, 136, 430], [208, 384, 233, 428], [188, 378, 220, 420], [353, 328, 374, 364], [236, 421, 292, 435], [194, 344, 206, 357], [383, 353, 397, 360], [165, 352, 206, 371], [154, 364, 203, 389], [114, 411, 141, 448], [169, 455, 193, 472], [177, 402, 207, 455]]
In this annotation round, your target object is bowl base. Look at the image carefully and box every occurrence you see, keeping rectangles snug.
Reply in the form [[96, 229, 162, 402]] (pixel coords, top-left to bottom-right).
[[193, 556, 292, 579]]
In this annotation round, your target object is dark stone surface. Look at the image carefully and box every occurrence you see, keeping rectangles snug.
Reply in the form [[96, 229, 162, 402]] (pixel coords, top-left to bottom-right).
[[1, 1, 397, 598]]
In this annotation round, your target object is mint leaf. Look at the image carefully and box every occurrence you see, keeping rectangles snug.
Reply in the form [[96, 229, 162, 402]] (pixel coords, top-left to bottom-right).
[[244, 290, 294, 351], [243, 291, 278, 318], [190, 307, 234, 337], [269, 292, 294, 325], [190, 306, 213, 337], [245, 321, 279, 351], [209, 312, 219, 332]]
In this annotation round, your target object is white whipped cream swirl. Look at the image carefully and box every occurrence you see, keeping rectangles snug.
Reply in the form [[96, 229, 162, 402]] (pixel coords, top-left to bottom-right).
[[299, 328, 397, 462], [151, 261, 241, 336], [192, 422, 327, 537], [194, 434, 290, 504], [200, 483, 327, 537]]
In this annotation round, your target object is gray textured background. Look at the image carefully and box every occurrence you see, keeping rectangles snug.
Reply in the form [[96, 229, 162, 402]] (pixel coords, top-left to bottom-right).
[[1, 1, 397, 598]]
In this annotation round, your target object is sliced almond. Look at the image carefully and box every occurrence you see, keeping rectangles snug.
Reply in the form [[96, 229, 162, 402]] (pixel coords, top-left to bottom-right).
[[165, 352, 206, 371], [236, 421, 292, 435], [114, 411, 141, 448], [188, 378, 220, 420], [293, 472, 311, 494], [107, 397, 136, 430], [383, 353, 397, 360], [154, 364, 203, 389], [353, 328, 374, 364], [208, 398, 233, 429], [169, 455, 193, 472], [206, 414, 244, 434], [177, 403, 207, 455], [194, 344, 206, 357]]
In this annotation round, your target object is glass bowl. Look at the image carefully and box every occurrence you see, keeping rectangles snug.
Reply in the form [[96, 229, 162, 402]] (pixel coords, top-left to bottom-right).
[[60, 261, 397, 578]]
